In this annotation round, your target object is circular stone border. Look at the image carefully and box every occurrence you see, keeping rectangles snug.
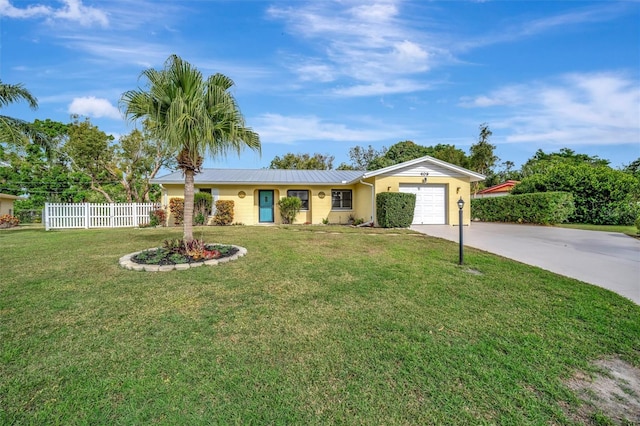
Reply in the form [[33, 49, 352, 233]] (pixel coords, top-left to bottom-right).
[[119, 244, 247, 272]]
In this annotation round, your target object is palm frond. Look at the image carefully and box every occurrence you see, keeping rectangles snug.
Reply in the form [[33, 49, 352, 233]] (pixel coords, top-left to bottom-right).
[[0, 80, 38, 110], [119, 54, 261, 241]]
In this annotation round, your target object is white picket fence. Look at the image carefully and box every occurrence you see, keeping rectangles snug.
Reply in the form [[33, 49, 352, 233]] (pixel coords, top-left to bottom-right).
[[44, 203, 158, 230]]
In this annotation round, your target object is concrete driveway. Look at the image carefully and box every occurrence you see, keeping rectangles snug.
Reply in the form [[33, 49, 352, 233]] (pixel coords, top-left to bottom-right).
[[411, 223, 640, 304]]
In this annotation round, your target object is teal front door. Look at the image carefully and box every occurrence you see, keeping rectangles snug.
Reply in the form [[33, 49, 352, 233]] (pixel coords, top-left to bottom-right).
[[259, 190, 274, 223]]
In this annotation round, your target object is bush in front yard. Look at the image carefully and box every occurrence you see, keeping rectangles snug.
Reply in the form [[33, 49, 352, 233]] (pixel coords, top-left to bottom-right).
[[471, 192, 574, 224], [149, 208, 167, 227], [213, 200, 234, 225], [512, 163, 640, 225], [376, 192, 416, 228], [278, 196, 302, 224], [194, 192, 213, 224], [169, 198, 184, 225], [0, 214, 20, 229]]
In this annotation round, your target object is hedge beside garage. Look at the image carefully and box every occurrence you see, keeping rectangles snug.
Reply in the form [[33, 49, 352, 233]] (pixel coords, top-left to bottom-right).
[[376, 192, 416, 228], [471, 192, 575, 225]]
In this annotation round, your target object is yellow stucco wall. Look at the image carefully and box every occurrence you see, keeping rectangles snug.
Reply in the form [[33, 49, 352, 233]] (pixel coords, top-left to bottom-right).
[[0, 195, 18, 216], [160, 183, 375, 225]]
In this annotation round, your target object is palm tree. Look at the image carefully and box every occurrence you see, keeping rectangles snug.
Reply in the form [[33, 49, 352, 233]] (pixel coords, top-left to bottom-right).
[[0, 81, 50, 152], [120, 54, 260, 241]]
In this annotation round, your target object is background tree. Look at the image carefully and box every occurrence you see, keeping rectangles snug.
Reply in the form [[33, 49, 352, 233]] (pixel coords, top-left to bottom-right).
[[116, 127, 175, 202], [2, 114, 172, 216], [425, 144, 470, 168], [0, 119, 90, 221], [65, 116, 119, 202], [484, 160, 522, 187], [337, 145, 385, 170], [362, 141, 471, 171], [269, 152, 334, 170], [121, 54, 260, 242], [30, 118, 71, 163], [520, 148, 610, 178], [469, 123, 499, 192], [622, 157, 640, 179], [367, 140, 429, 170]]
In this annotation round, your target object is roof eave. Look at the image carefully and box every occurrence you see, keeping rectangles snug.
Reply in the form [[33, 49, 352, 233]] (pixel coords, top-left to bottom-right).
[[0, 193, 24, 200], [150, 180, 360, 186], [362, 155, 486, 182]]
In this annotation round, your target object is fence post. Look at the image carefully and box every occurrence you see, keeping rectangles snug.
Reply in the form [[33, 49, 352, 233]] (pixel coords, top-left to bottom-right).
[[44, 203, 50, 231], [84, 203, 90, 229]]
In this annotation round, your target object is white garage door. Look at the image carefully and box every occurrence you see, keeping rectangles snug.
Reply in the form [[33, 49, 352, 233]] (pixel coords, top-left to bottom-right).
[[399, 184, 447, 225]]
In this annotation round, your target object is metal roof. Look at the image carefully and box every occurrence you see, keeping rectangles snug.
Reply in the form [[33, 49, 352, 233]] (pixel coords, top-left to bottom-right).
[[477, 180, 520, 194], [152, 169, 364, 185]]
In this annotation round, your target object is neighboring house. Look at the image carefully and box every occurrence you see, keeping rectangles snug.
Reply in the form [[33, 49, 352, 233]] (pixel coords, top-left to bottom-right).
[[0, 193, 22, 216], [473, 180, 520, 199], [151, 156, 485, 226]]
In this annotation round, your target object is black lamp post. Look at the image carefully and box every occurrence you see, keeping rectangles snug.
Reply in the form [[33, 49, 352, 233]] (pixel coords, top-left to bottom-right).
[[457, 197, 465, 265]]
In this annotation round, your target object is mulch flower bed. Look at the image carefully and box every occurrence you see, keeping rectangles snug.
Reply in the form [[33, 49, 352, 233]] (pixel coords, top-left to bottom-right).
[[131, 244, 238, 266]]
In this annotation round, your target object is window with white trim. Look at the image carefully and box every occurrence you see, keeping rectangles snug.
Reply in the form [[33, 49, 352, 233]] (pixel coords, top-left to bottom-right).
[[287, 190, 309, 210], [331, 189, 352, 210]]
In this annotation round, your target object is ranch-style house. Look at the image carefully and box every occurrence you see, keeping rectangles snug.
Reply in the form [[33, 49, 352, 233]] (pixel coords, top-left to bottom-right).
[[151, 156, 485, 226]]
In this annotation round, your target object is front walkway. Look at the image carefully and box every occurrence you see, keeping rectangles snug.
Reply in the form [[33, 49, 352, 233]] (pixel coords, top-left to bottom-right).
[[411, 223, 640, 304]]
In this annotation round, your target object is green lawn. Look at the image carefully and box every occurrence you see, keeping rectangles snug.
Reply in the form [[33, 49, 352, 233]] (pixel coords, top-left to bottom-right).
[[556, 223, 638, 237], [1, 226, 638, 424]]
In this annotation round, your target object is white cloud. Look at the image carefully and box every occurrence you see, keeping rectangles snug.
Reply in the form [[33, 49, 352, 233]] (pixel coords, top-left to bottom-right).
[[458, 3, 631, 51], [294, 62, 336, 83], [58, 35, 165, 68], [462, 72, 640, 146], [518, 5, 625, 37], [68, 96, 121, 120], [332, 79, 431, 97], [459, 86, 526, 107], [52, 0, 108, 27], [394, 40, 429, 65], [268, 0, 439, 97], [350, 2, 398, 22], [0, 0, 49, 18], [0, 0, 108, 27], [253, 113, 408, 144]]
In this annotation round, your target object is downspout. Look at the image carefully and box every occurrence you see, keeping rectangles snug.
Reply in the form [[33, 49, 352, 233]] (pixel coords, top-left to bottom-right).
[[159, 184, 168, 214], [359, 180, 374, 224], [155, 184, 168, 226], [158, 184, 167, 207]]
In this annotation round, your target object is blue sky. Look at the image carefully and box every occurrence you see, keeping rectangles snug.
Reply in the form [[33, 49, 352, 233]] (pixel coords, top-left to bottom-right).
[[1, 0, 639, 171]]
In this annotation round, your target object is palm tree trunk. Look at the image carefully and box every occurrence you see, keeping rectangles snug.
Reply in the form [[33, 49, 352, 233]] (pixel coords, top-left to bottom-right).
[[183, 169, 195, 242]]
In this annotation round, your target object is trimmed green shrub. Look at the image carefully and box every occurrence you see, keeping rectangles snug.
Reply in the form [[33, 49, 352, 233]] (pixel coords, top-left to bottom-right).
[[278, 196, 302, 224], [512, 163, 640, 225], [213, 200, 234, 225], [471, 192, 575, 224], [376, 192, 416, 228]]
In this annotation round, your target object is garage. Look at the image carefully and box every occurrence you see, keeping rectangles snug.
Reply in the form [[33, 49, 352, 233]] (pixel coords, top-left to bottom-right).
[[399, 184, 447, 225]]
